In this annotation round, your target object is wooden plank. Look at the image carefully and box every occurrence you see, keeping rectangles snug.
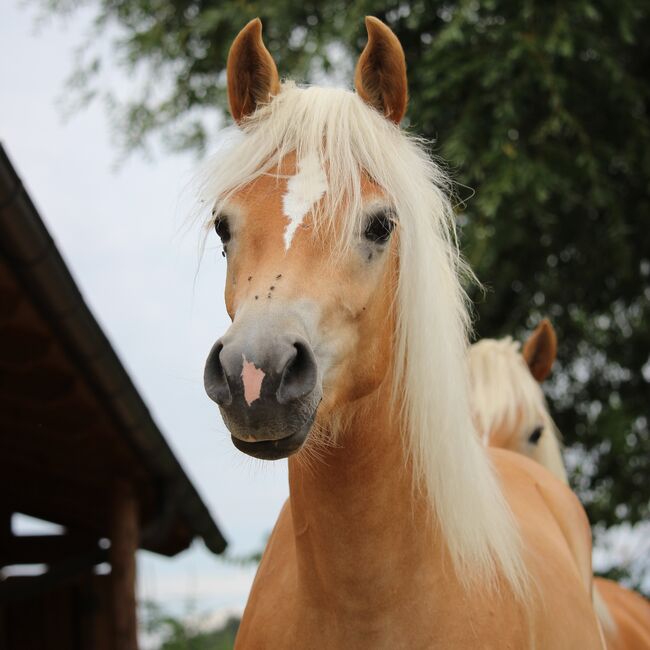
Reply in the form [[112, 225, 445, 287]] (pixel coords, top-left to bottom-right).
[[1, 573, 106, 650], [0, 534, 99, 566], [0, 513, 9, 650], [0, 549, 107, 602], [90, 574, 116, 650], [0, 510, 10, 539], [109, 480, 139, 650]]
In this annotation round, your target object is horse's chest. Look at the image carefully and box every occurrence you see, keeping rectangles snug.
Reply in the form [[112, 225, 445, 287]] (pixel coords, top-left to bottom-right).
[[236, 570, 522, 650]]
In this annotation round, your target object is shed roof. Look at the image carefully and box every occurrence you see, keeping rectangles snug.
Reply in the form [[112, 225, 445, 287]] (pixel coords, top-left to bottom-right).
[[0, 143, 226, 556]]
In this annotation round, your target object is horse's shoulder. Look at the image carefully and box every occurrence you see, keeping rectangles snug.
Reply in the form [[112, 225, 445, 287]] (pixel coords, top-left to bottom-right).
[[594, 577, 650, 619], [489, 448, 594, 593], [594, 577, 650, 648]]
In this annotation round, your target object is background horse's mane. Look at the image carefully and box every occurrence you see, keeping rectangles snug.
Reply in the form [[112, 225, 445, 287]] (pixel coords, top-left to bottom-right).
[[468, 337, 568, 483], [198, 82, 527, 596]]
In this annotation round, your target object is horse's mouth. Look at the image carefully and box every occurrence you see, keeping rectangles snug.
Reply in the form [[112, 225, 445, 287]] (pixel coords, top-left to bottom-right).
[[230, 411, 316, 460]]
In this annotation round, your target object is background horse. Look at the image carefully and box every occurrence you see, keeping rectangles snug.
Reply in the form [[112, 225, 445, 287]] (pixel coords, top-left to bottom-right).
[[468, 319, 650, 649], [468, 319, 567, 482], [200, 17, 603, 648]]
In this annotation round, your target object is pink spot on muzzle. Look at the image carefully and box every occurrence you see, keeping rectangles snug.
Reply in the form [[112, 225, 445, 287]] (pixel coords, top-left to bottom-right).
[[241, 355, 265, 406]]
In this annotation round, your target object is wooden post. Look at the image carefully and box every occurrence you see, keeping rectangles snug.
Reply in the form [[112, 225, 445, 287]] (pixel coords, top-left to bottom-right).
[[110, 481, 139, 650], [0, 511, 11, 650], [0, 510, 12, 568]]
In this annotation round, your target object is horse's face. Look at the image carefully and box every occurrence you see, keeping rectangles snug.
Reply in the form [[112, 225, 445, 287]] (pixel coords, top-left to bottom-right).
[[203, 18, 407, 459], [204, 158, 396, 459]]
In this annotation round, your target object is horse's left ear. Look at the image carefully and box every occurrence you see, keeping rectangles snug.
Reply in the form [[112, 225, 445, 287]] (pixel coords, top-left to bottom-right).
[[523, 319, 557, 382], [355, 16, 408, 124], [227, 18, 280, 123]]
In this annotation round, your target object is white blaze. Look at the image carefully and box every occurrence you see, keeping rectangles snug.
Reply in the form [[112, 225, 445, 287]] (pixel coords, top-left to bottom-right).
[[282, 153, 327, 250]]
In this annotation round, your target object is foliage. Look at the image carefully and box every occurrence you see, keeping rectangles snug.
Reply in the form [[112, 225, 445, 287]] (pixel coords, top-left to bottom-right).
[[141, 600, 239, 650], [36, 0, 650, 588]]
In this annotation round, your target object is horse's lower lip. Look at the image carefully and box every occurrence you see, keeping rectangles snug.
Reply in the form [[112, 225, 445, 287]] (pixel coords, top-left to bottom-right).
[[231, 423, 311, 460], [231, 429, 307, 460]]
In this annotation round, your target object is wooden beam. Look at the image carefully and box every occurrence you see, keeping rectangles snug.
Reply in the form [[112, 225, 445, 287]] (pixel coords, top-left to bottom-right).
[[109, 480, 139, 650], [0, 548, 107, 602], [0, 534, 99, 566]]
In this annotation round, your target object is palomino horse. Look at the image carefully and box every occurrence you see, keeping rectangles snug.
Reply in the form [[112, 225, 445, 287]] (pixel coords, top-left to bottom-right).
[[201, 17, 603, 648], [468, 319, 567, 483], [468, 319, 650, 649]]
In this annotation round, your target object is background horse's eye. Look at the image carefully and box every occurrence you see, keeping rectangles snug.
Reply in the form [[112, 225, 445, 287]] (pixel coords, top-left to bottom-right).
[[364, 210, 395, 244], [528, 427, 544, 444], [214, 217, 231, 244]]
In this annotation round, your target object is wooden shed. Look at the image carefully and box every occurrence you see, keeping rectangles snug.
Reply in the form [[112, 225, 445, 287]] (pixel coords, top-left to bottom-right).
[[0, 144, 227, 650]]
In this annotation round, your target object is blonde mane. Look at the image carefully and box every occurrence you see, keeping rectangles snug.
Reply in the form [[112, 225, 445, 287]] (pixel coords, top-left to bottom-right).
[[468, 336, 568, 483], [197, 82, 527, 596]]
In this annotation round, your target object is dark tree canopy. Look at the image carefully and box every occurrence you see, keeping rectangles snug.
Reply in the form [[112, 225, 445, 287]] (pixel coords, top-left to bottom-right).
[[38, 0, 650, 589]]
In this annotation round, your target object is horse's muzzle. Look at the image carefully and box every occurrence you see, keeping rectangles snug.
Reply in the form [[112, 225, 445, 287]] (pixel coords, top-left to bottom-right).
[[204, 332, 321, 459]]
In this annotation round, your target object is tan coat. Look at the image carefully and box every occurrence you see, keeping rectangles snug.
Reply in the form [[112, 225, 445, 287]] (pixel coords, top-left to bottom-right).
[[236, 392, 603, 649]]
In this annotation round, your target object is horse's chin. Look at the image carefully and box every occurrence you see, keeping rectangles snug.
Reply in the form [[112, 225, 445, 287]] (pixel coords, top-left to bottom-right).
[[229, 408, 318, 460]]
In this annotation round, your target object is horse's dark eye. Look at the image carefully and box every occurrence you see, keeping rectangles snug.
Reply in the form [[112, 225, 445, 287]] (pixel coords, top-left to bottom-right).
[[214, 217, 231, 244], [364, 210, 395, 244], [528, 427, 543, 444]]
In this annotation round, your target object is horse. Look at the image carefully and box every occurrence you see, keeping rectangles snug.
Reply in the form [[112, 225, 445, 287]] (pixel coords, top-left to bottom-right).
[[468, 319, 650, 649], [200, 17, 604, 648], [468, 319, 567, 483]]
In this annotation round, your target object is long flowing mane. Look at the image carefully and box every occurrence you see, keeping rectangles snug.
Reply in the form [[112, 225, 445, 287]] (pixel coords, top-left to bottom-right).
[[198, 82, 527, 595], [468, 336, 567, 483]]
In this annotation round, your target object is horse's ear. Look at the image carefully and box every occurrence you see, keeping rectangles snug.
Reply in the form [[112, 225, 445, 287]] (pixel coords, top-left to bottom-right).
[[523, 319, 557, 382], [227, 18, 280, 123], [354, 16, 408, 124]]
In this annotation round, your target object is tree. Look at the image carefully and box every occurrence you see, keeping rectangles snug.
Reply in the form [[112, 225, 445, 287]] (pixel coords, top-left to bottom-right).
[[141, 600, 239, 650], [38, 0, 650, 589]]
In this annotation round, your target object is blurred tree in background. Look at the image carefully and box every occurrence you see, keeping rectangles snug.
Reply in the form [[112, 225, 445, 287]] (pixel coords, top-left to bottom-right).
[[37, 0, 649, 587], [141, 600, 239, 649]]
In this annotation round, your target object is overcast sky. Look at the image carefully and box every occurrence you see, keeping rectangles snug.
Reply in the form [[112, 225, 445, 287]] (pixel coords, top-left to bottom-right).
[[1, 1, 288, 616]]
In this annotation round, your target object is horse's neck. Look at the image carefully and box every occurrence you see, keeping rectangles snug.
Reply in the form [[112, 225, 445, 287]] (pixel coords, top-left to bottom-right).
[[287, 384, 439, 611]]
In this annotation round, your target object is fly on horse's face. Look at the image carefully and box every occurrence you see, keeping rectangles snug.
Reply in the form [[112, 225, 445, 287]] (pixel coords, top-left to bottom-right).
[[205, 163, 396, 460]]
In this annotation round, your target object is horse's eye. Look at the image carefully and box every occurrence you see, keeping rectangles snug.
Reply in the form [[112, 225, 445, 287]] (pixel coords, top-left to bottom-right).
[[214, 217, 231, 244], [528, 427, 543, 445], [364, 210, 395, 244]]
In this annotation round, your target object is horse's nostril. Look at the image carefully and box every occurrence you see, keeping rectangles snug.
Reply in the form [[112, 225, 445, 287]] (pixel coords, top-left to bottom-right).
[[277, 341, 318, 404], [204, 341, 233, 406]]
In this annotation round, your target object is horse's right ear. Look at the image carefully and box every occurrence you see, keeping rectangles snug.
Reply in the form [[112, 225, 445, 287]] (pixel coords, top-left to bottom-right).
[[227, 18, 280, 123], [523, 319, 557, 382]]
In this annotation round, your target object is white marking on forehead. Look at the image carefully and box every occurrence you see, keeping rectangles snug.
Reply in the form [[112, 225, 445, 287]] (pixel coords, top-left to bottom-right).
[[282, 153, 327, 251]]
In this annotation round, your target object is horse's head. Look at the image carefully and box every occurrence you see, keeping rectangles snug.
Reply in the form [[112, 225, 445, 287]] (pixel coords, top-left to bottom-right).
[[203, 18, 408, 459], [468, 319, 567, 480]]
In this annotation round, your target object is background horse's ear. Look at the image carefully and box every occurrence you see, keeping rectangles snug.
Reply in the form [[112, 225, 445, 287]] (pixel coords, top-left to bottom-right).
[[227, 18, 280, 123], [354, 16, 408, 124], [523, 318, 557, 382]]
